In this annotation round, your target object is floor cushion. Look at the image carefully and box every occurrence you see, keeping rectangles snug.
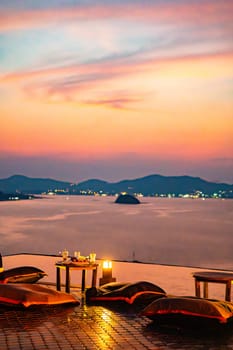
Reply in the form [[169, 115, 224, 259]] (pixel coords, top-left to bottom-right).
[[0, 283, 79, 307], [141, 296, 233, 325], [0, 266, 47, 284], [86, 281, 166, 306]]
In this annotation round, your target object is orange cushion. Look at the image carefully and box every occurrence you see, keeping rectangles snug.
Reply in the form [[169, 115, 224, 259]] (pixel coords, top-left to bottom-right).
[[0, 283, 79, 307]]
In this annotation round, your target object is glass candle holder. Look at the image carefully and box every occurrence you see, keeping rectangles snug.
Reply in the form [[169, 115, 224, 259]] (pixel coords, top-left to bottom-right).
[[89, 253, 96, 263], [62, 249, 69, 261]]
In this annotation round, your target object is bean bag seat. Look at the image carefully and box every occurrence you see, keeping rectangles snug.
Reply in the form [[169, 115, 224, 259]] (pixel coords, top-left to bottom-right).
[[141, 296, 233, 327], [86, 281, 166, 307], [0, 283, 79, 308], [0, 266, 47, 284]]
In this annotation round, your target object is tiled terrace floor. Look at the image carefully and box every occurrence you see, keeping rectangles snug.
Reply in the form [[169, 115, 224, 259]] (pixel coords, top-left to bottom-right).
[[1, 255, 233, 349], [1, 297, 233, 350]]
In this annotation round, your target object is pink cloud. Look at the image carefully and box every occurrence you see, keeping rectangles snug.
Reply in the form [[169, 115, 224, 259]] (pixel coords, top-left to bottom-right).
[[2, 49, 232, 84], [1, 49, 233, 108], [84, 96, 143, 110], [0, 1, 232, 32]]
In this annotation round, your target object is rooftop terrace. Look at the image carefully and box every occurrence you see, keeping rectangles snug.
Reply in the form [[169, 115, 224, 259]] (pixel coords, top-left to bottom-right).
[[1, 254, 233, 350]]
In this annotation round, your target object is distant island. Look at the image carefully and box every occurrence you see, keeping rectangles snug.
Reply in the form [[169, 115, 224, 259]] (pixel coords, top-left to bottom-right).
[[115, 193, 141, 204], [0, 174, 232, 200]]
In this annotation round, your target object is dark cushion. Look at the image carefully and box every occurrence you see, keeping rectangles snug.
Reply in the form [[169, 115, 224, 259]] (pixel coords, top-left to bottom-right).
[[86, 281, 166, 305], [0, 266, 47, 284], [0, 283, 79, 307], [141, 296, 233, 324]]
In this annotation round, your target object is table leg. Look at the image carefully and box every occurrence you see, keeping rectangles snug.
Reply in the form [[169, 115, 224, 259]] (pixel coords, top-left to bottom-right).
[[225, 281, 231, 301], [56, 267, 61, 291], [203, 282, 208, 299], [195, 279, 201, 298], [92, 267, 98, 287], [65, 265, 70, 293], [81, 269, 86, 292]]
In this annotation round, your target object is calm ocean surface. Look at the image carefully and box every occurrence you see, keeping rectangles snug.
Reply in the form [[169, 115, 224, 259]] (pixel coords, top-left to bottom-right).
[[0, 196, 232, 270]]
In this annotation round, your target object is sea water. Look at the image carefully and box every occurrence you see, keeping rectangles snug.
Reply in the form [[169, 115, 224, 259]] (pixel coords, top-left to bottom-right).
[[0, 195, 232, 270]]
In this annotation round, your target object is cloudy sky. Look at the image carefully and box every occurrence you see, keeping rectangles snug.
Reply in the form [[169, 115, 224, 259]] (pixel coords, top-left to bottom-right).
[[0, 0, 232, 184]]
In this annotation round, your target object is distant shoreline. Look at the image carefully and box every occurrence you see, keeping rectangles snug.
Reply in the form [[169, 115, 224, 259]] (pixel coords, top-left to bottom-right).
[[1, 192, 232, 202], [0, 193, 41, 201], [1, 174, 233, 199]]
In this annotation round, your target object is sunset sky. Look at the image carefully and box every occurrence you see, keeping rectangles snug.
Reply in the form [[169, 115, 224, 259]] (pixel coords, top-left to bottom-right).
[[0, 0, 233, 184]]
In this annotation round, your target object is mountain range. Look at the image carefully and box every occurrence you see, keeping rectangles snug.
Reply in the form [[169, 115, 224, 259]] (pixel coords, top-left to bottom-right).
[[0, 174, 233, 198]]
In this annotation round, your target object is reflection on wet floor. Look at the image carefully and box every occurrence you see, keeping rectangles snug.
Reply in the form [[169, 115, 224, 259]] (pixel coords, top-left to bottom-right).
[[1, 302, 233, 350]]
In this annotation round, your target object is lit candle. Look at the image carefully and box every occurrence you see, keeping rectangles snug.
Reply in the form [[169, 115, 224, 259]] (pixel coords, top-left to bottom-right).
[[99, 260, 116, 286], [102, 260, 112, 277]]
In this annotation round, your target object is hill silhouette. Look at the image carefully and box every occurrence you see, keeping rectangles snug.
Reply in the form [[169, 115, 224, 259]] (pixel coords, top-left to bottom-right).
[[0, 175, 71, 194], [74, 174, 233, 197], [0, 174, 232, 198]]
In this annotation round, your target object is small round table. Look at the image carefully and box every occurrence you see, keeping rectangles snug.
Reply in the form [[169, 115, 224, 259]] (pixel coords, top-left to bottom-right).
[[56, 261, 99, 293], [193, 271, 233, 301]]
